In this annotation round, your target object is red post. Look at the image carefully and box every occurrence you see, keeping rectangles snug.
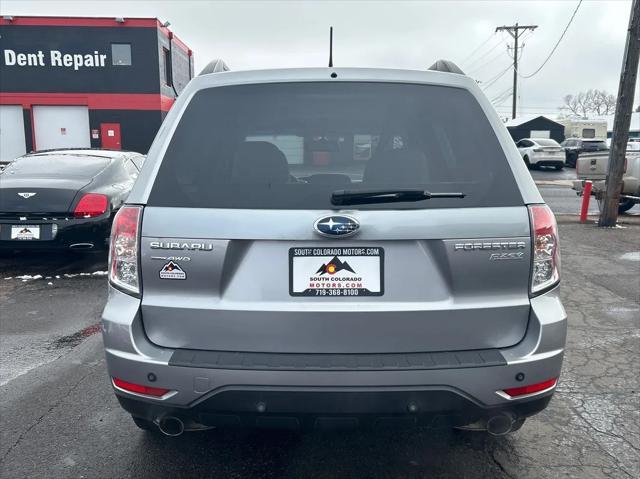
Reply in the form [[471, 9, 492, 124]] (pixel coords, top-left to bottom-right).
[[580, 181, 593, 223]]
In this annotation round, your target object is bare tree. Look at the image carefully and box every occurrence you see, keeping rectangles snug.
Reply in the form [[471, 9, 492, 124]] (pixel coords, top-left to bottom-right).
[[562, 91, 592, 118], [591, 90, 616, 115], [561, 89, 616, 117]]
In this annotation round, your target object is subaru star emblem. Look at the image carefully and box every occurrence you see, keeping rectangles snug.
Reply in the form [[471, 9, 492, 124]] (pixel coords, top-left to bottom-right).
[[18, 192, 37, 199], [314, 215, 360, 238]]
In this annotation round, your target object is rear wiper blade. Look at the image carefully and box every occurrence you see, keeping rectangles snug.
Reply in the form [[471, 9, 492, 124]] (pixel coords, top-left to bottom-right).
[[331, 188, 466, 206]]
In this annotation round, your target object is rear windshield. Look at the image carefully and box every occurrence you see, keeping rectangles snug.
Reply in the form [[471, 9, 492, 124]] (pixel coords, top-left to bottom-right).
[[535, 139, 560, 147], [149, 82, 522, 209], [582, 140, 607, 150], [9, 154, 110, 178]]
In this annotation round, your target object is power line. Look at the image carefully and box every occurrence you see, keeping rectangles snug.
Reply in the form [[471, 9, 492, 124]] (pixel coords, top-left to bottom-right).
[[491, 87, 513, 104], [494, 108, 560, 113], [507, 33, 532, 63], [491, 86, 512, 101], [495, 23, 538, 118], [516, 0, 583, 78], [493, 96, 513, 110], [464, 39, 506, 69], [481, 63, 514, 91], [467, 47, 509, 74], [482, 70, 511, 91], [459, 32, 496, 65], [492, 90, 515, 110], [495, 105, 560, 110]]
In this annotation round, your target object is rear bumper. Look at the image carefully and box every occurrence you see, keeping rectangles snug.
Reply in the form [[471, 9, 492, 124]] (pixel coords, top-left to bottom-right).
[[0, 215, 111, 250], [573, 178, 640, 198], [530, 156, 565, 167], [572, 179, 605, 195], [102, 286, 567, 428], [116, 387, 552, 430]]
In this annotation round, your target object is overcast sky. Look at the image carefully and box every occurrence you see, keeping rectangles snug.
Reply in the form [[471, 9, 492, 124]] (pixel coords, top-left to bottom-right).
[[2, 0, 636, 118]]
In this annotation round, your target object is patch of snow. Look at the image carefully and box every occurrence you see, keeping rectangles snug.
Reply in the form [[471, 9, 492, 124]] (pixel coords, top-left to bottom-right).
[[61, 271, 108, 278], [16, 274, 43, 280], [620, 251, 640, 262], [7, 272, 107, 281]]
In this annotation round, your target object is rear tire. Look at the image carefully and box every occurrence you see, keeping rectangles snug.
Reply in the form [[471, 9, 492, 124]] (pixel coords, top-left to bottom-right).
[[619, 199, 636, 214], [555, 165, 564, 171], [597, 198, 636, 214]]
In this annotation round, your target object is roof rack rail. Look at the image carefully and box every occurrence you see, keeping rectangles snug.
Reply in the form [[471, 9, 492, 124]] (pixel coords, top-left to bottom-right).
[[428, 60, 465, 75], [199, 59, 230, 76]]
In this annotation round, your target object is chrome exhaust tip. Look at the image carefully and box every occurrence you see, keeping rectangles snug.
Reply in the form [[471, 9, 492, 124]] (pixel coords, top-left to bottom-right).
[[486, 413, 515, 436], [69, 242, 95, 250], [157, 416, 185, 437]]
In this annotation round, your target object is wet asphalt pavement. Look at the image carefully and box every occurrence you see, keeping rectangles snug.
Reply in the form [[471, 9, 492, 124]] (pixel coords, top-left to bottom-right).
[[1, 169, 639, 478], [530, 166, 639, 216]]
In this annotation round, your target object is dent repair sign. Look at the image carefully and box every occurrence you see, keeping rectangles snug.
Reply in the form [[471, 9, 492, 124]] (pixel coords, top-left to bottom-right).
[[289, 247, 384, 297]]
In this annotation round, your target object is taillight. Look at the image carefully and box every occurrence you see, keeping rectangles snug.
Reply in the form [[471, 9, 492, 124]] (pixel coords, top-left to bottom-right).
[[112, 377, 170, 397], [74, 193, 108, 218], [109, 205, 142, 295], [502, 378, 558, 398], [533, 148, 543, 152], [529, 204, 560, 295]]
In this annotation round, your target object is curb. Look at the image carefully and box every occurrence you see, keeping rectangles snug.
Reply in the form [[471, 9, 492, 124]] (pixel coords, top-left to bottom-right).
[[534, 180, 574, 187]]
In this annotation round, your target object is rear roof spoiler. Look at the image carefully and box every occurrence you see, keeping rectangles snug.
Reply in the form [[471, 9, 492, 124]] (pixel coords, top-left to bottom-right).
[[199, 59, 230, 75], [198, 59, 463, 76], [428, 60, 465, 75]]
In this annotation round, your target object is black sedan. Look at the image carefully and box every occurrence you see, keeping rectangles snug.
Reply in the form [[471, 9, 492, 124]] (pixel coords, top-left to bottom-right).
[[0, 149, 144, 250]]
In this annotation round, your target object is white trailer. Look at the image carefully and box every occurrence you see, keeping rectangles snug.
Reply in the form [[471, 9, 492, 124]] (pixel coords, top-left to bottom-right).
[[559, 119, 608, 140]]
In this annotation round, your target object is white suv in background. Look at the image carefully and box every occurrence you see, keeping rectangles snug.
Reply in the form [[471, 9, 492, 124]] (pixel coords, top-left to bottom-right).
[[516, 138, 565, 170]]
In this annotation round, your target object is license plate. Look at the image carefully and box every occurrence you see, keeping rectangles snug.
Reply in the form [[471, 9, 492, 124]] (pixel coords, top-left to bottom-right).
[[289, 247, 384, 296], [11, 225, 40, 240]]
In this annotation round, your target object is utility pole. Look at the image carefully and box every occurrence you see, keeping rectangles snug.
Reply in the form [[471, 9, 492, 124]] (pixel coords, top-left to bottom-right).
[[495, 23, 538, 119], [599, 0, 640, 227]]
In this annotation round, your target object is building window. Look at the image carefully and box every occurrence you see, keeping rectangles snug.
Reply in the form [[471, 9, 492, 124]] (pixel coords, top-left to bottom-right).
[[111, 43, 131, 66], [163, 47, 172, 86]]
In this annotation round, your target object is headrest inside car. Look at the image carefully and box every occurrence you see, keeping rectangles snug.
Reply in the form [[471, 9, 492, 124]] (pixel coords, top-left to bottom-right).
[[231, 141, 289, 183]]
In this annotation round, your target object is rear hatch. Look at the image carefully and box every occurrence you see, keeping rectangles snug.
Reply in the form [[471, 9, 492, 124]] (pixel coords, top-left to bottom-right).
[[0, 154, 107, 216], [581, 140, 608, 152], [576, 152, 610, 180], [534, 140, 564, 157], [540, 147, 564, 155], [0, 178, 91, 215], [139, 81, 532, 354]]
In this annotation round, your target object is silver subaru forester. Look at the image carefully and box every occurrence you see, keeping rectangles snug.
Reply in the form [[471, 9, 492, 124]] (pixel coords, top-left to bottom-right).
[[102, 61, 566, 437]]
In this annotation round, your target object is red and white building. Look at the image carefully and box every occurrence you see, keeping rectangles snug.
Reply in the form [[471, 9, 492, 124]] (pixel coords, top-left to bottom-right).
[[0, 16, 194, 160]]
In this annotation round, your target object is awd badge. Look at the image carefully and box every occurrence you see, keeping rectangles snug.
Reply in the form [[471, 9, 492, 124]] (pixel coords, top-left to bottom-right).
[[159, 261, 186, 280]]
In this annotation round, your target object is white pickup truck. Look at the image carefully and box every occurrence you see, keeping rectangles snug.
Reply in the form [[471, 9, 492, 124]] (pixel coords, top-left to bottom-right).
[[572, 139, 640, 213]]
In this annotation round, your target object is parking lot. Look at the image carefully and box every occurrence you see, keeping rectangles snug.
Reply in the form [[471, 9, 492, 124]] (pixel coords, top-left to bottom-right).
[[1, 168, 639, 479]]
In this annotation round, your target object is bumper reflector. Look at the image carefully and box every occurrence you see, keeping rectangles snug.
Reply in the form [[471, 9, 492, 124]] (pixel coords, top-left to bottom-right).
[[112, 377, 170, 397], [503, 378, 558, 398]]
